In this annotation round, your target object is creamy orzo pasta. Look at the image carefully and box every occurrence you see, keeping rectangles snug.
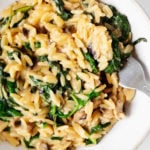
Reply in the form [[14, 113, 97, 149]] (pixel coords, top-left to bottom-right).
[[0, 0, 135, 150]]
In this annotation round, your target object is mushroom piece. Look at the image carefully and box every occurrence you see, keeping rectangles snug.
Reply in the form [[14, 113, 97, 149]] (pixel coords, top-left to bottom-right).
[[73, 108, 87, 125]]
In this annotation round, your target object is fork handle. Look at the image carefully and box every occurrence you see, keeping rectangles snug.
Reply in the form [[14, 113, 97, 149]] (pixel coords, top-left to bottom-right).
[[139, 83, 150, 97]]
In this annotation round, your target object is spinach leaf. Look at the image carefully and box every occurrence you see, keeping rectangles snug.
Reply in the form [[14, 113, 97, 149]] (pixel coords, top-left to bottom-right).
[[29, 76, 43, 86], [7, 107, 22, 117], [34, 41, 41, 48], [0, 17, 9, 29], [83, 52, 98, 74], [4, 126, 11, 132], [38, 55, 72, 93], [91, 125, 103, 134], [112, 13, 131, 41], [105, 34, 134, 73], [0, 5, 33, 29], [51, 136, 63, 140], [104, 36, 122, 73], [24, 133, 39, 149], [0, 61, 6, 77], [7, 51, 21, 60], [110, 5, 131, 41], [101, 5, 131, 41], [56, 70, 72, 93], [49, 105, 65, 126], [49, 105, 57, 120], [0, 99, 7, 115], [121, 52, 131, 60], [41, 122, 48, 128], [86, 90, 100, 100], [6, 80, 17, 93], [30, 76, 56, 90], [84, 138, 96, 145], [24, 138, 34, 149], [0, 99, 23, 119], [30, 133, 40, 141], [76, 76, 81, 81], [52, 94, 87, 119], [15, 6, 33, 14], [38, 55, 59, 68], [30, 76, 56, 103], [7, 97, 20, 107], [50, 89, 100, 119], [53, 0, 72, 20], [12, 17, 26, 28], [24, 42, 32, 50], [12, 6, 33, 27], [91, 122, 111, 134], [133, 38, 147, 45], [38, 55, 48, 62], [0, 62, 8, 98], [0, 62, 22, 120], [40, 85, 52, 102], [57, 94, 86, 118], [84, 139, 93, 145]]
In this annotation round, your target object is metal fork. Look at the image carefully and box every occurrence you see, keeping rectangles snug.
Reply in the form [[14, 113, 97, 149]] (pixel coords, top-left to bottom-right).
[[119, 56, 150, 97]]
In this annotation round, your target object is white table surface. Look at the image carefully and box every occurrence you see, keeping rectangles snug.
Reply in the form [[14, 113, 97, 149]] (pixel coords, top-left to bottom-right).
[[136, 0, 150, 150]]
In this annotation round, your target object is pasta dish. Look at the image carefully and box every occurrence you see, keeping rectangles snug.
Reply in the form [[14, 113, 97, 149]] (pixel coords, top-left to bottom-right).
[[0, 0, 135, 149]]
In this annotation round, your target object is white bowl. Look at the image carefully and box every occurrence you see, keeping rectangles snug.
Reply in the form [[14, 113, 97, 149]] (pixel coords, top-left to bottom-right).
[[0, 0, 150, 150]]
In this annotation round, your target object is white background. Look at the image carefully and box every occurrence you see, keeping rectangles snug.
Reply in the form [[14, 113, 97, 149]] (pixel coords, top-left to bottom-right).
[[136, 0, 150, 150]]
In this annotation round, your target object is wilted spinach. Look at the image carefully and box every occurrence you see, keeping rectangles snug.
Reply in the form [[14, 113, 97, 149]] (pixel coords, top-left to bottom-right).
[[30, 75, 56, 103], [0, 99, 23, 121], [24, 133, 39, 148], [24, 42, 32, 50], [86, 90, 100, 100], [6, 80, 17, 93], [53, 0, 72, 20], [0, 62, 22, 120], [13, 5, 33, 27], [51, 136, 63, 140], [38, 55, 72, 93], [104, 36, 122, 73], [133, 37, 147, 45], [34, 41, 41, 48], [7, 51, 21, 60], [50, 90, 100, 119], [83, 52, 98, 74], [0, 17, 9, 29], [101, 5, 131, 41], [0, 5, 33, 29], [84, 138, 97, 145], [15, 6, 33, 14], [91, 122, 111, 134]]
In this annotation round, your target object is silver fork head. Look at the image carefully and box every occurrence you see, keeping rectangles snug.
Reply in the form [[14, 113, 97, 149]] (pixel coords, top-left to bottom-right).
[[119, 56, 146, 89]]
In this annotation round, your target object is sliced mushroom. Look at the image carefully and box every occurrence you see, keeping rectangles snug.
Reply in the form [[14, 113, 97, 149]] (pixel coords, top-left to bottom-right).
[[73, 109, 87, 125]]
